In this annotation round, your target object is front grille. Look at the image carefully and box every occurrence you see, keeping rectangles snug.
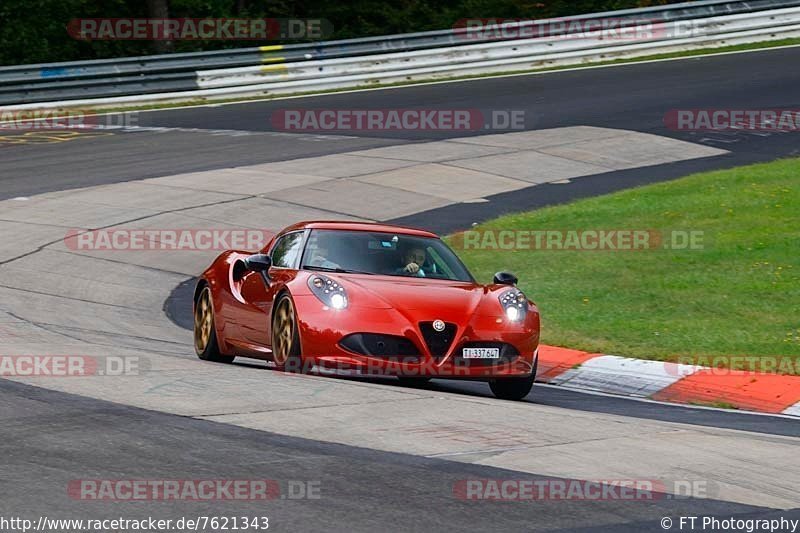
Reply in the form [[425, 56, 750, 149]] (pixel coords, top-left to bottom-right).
[[453, 342, 519, 367], [419, 321, 457, 359], [339, 333, 421, 363]]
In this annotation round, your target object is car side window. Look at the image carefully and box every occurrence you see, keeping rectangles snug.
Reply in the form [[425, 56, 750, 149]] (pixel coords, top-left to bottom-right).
[[271, 232, 304, 268]]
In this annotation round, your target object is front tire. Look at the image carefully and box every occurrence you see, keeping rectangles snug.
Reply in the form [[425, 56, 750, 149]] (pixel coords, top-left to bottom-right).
[[489, 374, 534, 401], [271, 293, 305, 373], [194, 286, 235, 364]]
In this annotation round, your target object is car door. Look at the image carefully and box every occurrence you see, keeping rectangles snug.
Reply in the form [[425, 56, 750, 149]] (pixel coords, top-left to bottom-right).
[[239, 230, 306, 346]]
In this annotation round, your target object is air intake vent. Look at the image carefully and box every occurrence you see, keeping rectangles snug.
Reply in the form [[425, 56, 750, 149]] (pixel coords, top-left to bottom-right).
[[339, 333, 420, 362], [419, 322, 457, 358]]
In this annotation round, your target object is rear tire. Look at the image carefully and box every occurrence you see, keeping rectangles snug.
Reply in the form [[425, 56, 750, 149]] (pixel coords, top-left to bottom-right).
[[271, 293, 305, 373], [194, 286, 235, 364], [489, 374, 534, 400]]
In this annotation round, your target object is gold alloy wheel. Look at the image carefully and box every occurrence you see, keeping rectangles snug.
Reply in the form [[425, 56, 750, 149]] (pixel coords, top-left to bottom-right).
[[194, 287, 214, 354], [272, 297, 295, 366]]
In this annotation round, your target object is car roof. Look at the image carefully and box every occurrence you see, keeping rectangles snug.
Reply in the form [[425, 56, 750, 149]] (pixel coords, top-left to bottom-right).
[[281, 221, 440, 239]]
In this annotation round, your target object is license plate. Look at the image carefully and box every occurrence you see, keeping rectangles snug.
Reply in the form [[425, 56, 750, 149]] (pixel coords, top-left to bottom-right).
[[462, 347, 500, 359]]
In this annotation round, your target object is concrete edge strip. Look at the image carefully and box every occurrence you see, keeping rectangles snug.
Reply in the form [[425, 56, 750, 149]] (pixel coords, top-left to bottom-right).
[[537, 345, 800, 416]]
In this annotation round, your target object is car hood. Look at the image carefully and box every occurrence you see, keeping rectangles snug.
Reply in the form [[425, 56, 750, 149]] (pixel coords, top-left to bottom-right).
[[343, 275, 490, 319]]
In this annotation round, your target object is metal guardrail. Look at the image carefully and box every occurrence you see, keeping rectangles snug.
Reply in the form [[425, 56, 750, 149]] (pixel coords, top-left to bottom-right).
[[195, 9, 800, 87], [2, 0, 799, 107]]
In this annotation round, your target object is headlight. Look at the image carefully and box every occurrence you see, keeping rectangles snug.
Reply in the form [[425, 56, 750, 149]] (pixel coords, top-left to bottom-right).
[[308, 274, 348, 309], [499, 289, 527, 322]]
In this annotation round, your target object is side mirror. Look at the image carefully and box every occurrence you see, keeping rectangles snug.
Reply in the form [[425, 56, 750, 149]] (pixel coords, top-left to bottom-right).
[[244, 254, 272, 272], [493, 271, 518, 286]]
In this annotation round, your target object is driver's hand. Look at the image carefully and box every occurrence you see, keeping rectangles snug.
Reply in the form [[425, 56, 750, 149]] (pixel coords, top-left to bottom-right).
[[404, 262, 420, 274]]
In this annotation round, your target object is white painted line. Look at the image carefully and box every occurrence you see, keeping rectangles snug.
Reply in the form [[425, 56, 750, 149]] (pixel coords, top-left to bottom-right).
[[781, 402, 800, 417], [550, 355, 702, 397]]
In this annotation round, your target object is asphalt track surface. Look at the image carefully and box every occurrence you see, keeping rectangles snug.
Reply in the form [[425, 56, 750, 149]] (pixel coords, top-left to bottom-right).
[[3, 378, 799, 532], [7, 378, 800, 533], [2, 46, 800, 530]]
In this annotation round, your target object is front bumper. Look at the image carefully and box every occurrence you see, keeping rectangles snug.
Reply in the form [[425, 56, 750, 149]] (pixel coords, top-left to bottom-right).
[[296, 299, 539, 379]]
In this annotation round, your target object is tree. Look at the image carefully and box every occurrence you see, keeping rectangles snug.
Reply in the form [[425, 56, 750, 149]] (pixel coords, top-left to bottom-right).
[[146, 0, 173, 53]]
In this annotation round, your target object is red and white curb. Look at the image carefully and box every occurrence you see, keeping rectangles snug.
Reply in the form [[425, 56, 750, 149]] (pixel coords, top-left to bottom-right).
[[537, 346, 800, 417]]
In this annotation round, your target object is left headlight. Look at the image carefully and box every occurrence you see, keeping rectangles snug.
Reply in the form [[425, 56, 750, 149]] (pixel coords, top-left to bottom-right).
[[499, 289, 527, 322], [308, 274, 348, 310]]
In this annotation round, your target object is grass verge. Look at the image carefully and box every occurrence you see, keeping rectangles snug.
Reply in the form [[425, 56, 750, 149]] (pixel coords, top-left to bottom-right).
[[450, 158, 800, 372]]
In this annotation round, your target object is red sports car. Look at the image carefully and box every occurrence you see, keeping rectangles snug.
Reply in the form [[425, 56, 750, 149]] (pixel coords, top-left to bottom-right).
[[193, 221, 540, 400]]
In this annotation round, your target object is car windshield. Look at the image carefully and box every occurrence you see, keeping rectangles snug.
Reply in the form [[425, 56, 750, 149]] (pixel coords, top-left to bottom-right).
[[301, 229, 474, 282]]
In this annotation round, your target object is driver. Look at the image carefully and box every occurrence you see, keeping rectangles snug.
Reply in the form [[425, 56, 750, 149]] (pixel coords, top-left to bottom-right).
[[395, 246, 427, 277]]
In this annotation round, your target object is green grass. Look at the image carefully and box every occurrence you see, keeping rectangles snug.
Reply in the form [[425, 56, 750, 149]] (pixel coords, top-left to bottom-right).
[[450, 158, 800, 372], [51, 38, 800, 115], [689, 401, 739, 410]]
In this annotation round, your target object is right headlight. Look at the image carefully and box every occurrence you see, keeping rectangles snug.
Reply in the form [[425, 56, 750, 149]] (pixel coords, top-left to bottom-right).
[[499, 289, 527, 322], [308, 274, 348, 310]]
